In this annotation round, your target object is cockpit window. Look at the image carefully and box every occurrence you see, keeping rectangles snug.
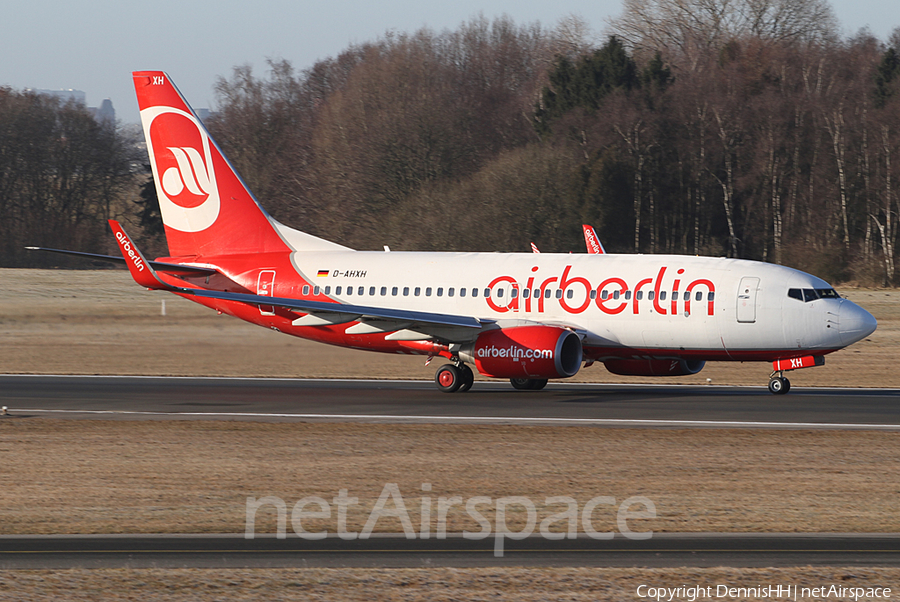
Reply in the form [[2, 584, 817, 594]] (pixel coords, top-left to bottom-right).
[[790, 287, 839, 302]]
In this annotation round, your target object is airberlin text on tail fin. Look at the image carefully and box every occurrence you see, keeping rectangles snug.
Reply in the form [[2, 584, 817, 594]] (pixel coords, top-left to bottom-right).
[[582, 224, 606, 254], [133, 71, 348, 258]]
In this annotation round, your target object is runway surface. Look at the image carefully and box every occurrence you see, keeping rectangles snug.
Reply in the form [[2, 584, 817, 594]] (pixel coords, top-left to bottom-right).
[[1, 375, 898, 428], [3, 533, 899, 569]]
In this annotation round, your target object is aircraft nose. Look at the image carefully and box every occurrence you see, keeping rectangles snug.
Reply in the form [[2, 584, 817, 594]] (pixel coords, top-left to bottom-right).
[[838, 301, 877, 346]]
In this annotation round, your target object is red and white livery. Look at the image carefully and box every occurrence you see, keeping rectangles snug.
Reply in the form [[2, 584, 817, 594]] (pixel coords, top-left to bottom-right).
[[37, 72, 878, 394]]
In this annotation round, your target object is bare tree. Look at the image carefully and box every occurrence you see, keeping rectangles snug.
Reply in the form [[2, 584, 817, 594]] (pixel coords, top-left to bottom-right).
[[608, 0, 838, 67]]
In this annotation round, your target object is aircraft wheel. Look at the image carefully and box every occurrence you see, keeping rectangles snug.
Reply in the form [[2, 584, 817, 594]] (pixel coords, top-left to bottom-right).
[[782, 378, 791, 394], [458, 365, 475, 392], [435, 364, 462, 393], [510, 378, 548, 390], [510, 377, 532, 390], [767, 377, 788, 395]]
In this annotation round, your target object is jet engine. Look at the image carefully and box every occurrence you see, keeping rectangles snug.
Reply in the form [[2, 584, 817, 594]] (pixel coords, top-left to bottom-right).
[[603, 358, 706, 377], [459, 326, 583, 379]]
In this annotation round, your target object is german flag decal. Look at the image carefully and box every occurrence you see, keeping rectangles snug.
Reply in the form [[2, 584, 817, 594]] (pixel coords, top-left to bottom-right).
[[317, 269, 329, 277]]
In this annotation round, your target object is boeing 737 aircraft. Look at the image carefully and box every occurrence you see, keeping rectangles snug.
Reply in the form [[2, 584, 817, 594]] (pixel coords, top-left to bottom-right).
[[31, 71, 877, 394]]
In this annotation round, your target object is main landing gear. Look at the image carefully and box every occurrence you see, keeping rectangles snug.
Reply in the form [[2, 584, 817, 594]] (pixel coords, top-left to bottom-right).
[[435, 363, 475, 393], [510, 378, 548, 390], [768, 372, 791, 395]]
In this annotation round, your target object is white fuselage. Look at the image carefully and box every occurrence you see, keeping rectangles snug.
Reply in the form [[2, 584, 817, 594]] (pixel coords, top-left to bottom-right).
[[277, 251, 874, 361]]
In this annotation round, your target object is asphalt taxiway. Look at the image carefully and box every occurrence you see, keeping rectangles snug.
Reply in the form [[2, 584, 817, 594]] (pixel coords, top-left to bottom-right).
[[2, 533, 899, 569], [1, 375, 898, 429]]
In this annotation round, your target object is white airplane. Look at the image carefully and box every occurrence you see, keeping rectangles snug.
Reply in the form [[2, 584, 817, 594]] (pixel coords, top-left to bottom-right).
[[32, 72, 877, 394]]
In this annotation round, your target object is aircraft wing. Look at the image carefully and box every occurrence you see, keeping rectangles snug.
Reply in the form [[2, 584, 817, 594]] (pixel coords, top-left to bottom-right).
[[183, 288, 484, 330], [107, 220, 484, 332], [25, 246, 217, 277]]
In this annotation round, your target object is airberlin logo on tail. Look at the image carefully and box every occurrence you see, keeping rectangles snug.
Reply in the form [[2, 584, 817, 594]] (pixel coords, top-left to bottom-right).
[[143, 107, 220, 233], [161, 146, 212, 203], [115, 231, 146, 272]]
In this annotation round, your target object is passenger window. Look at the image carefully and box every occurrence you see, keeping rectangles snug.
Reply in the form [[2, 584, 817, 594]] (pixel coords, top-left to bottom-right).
[[803, 289, 817, 302], [414, 287, 421, 297], [380, 286, 387, 296], [788, 288, 803, 301], [544, 289, 551, 299], [648, 291, 655, 300], [392, 286, 398, 296], [403, 287, 409, 296], [437, 287, 443, 297], [636, 291, 643, 301], [425, 287, 432, 297], [683, 291, 689, 301], [302, 285, 310, 295], [523, 289, 530, 299], [459, 288, 466, 297], [346, 286, 352, 296], [497, 289, 504, 298], [472, 288, 479, 297], [369, 287, 375, 296], [601, 290, 608, 300], [484, 288, 491, 298], [324, 286, 331, 295], [695, 291, 702, 301], [590, 290, 597, 300], [555, 289, 562, 299], [449, 288, 455, 297], [708, 292, 715, 301], [566, 290, 573, 299], [625, 290, 632, 300], [313, 286, 320, 296], [613, 290, 620, 300], [660, 291, 667, 301]]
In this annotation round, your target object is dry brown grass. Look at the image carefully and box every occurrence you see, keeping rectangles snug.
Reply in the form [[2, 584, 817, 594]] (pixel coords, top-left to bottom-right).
[[0, 269, 896, 387], [1, 420, 898, 535], [0, 567, 897, 601]]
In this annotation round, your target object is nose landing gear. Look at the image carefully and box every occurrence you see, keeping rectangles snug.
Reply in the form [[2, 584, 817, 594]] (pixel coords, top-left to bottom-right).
[[768, 371, 791, 395]]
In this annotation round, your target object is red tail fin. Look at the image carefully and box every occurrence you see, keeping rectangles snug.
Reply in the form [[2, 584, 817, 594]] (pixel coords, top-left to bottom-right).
[[133, 71, 289, 258]]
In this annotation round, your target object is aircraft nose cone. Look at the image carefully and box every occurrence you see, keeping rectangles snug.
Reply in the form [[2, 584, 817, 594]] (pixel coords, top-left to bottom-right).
[[839, 301, 877, 346]]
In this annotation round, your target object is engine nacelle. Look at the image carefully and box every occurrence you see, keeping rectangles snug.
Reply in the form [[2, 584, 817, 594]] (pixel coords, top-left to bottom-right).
[[459, 326, 583, 379], [603, 358, 706, 377]]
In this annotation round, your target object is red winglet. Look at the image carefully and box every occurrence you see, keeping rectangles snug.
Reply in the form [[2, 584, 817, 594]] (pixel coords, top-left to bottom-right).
[[582, 224, 606, 254], [108, 220, 171, 290]]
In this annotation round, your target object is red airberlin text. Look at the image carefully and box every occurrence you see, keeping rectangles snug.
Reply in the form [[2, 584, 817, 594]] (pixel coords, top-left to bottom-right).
[[484, 266, 715, 316], [115, 231, 147, 272]]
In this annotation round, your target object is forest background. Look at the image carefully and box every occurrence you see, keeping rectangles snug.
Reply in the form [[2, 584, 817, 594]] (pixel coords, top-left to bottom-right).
[[3, 0, 900, 287]]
